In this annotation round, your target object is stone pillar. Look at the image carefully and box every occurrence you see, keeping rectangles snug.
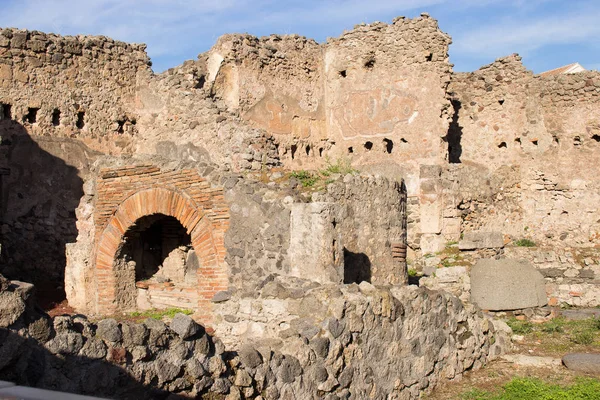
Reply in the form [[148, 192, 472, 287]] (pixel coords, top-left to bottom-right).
[[289, 202, 343, 284]]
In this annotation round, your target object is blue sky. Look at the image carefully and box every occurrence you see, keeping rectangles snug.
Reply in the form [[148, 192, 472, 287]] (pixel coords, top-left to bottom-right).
[[0, 0, 598, 74]]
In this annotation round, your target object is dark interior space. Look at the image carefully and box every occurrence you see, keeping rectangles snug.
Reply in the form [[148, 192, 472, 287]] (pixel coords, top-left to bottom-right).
[[446, 99, 463, 163], [343, 248, 371, 284], [117, 214, 192, 283], [0, 117, 87, 311], [113, 214, 194, 311]]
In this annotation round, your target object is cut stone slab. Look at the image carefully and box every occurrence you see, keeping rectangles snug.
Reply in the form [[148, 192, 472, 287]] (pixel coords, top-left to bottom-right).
[[470, 258, 547, 310], [562, 353, 600, 374], [501, 354, 561, 367], [459, 231, 504, 250], [559, 309, 600, 320]]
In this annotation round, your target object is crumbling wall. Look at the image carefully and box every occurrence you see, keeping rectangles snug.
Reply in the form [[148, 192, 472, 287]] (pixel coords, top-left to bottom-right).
[[0, 28, 150, 153], [447, 55, 600, 247], [1, 273, 509, 399], [201, 14, 453, 177], [0, 28, 150, 287], [313, 174, 408, 285]]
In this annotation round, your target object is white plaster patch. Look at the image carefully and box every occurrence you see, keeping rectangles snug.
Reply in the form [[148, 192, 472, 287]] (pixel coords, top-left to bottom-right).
[[408, 111, 419, 124]]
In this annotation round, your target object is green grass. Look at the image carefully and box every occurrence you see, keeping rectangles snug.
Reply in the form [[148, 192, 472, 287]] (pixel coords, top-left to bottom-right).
[[408, 268, 420, 277], [507, 316, 600, 349], [320, 157, 357, 177], [459, 377, 600, 399], [514, 238, 536, 247], [289, 158, 357, 189], [506, 318, 534, 334], [290, 170, 318, 187], [129, 308, 193, 320]]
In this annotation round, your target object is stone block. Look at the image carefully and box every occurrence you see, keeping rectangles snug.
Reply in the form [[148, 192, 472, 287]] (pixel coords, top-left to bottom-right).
[[459, 231, 504, 250], [470, 258, 547, 310], [420, 202, 441, 234], [562, 353, 600, 374], [289, 202, 343, 284]]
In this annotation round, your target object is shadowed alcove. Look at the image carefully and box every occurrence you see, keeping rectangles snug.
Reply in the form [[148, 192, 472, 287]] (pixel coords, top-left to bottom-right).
[[113, 213, 200, 311]]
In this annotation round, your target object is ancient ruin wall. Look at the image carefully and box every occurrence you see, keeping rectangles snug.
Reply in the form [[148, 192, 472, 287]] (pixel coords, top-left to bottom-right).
[[0, 28, 150, 153], [203, 14, 453, 178], [447, 55, 600, 246], [0, 28, 151, 286], [1, 273, 509, 399], [66, 163, 230, 320]]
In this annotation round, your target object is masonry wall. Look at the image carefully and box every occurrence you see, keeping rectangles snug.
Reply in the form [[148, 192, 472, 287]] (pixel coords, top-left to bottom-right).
[[0, 28, 150, 288], [203, 14, 452, 178], [446, 55, 600, 247], [1, 273, 509, 399]]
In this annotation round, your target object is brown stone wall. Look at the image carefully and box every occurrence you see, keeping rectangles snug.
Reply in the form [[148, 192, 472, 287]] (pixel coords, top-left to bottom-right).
[[446, 56, 600, 247], [0, 28, 150, 287], [203, 14, 453, 175], [0, 28, 150, 154]]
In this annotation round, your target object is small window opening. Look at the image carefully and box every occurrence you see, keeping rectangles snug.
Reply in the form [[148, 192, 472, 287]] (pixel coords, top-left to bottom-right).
[[319, 148, 324, 157], [290, 144, 298, 160], [364, 141, 373, 151], [305, 145, 311, 156], [592, 135, 600, 142], [498, 99, 505, 106], [76, 111, 85, 129], [531, 140, 538, 146], [364, 58, 375, 70], [23, 107, 39, 124], [425, 53, 433, 62], [515, 137, 522, 145], [383, 138, 393, 154], [117, 120, 125, 134], [339, 70, 347, 78], [52, 109, 61, 126], [195, 74, 206, 89], [498, 142, 507, 148], [348, 147, 354, 154], [574, 136, 582, 146], [332, 240, 336, 263], [1, 103, 11, 120]]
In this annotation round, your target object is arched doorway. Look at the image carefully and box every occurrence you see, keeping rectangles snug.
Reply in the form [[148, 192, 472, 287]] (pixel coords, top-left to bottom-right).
[[94, 187, 228, 316]]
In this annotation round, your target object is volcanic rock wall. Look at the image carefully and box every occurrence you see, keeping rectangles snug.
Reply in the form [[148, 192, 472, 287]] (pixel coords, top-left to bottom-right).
[[0, 274, 509, 399]]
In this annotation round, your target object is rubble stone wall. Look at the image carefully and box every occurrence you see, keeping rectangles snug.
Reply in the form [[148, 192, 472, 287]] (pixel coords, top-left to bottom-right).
[[1, 274, 509, 399], [446, 55, 600, 247], [204, 14, 453, 178]]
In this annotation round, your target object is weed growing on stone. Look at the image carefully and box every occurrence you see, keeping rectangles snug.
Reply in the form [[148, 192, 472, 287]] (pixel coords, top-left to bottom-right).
[[320, 157, 357, 176], [408, 268, 420, 277], [290, 170, 318, 187], [514, 238, 536, 247]]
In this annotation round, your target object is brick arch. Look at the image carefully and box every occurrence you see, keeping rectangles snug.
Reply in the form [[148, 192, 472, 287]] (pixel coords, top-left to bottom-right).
[[95, 187, 227, 315]]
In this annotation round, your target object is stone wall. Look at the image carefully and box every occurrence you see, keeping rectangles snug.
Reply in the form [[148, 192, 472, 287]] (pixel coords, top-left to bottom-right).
[[0, 28, 150, 288], [313, 174, 408, 286], [203, 14, 453, 178], [446, 55, 600, 247], [67, 157, 408, 321], [1, 274, 509, 399]]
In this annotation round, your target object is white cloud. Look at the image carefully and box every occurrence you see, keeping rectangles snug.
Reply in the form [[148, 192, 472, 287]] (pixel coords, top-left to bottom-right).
[[452, 6, 600, 58]]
